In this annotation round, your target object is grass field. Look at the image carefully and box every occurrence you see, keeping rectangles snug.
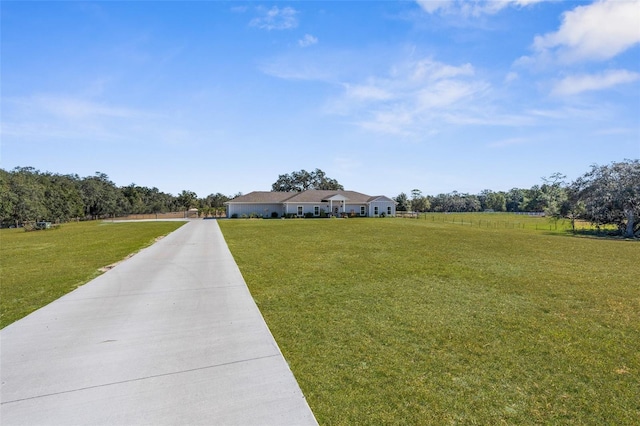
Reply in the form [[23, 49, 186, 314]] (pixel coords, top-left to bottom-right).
[[218, 215, 639, 425], [0, 220, 185, 329]]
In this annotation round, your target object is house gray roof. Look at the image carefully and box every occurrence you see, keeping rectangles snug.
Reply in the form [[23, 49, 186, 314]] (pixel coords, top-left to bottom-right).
[[225, 191, 295, 204], [226, 190, 394, 204], [284, 190, 372, 203]]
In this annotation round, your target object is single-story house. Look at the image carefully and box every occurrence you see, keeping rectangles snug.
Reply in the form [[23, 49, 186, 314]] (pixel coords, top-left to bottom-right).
[[225, 190, 397, 218]]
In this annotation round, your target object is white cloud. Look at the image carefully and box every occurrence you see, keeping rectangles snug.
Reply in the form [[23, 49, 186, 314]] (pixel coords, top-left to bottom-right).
[[416, 0, 547, 16], [356, 108, 416, 136], [249, 6, 298, 30], [259, 50, 358, 82], [298, 34, 318, 47], [415, 0, 450, 14], [551, 69, 640, 96], [410, 58, 474, 81], [331, 58, 489, 135], [30, 95, 144, 119], [530, 0, 640, 64], [260, 59, 333, 81], [526, 104, 612, 121], [344, 83, 393, 101], [416, 79, 480, 109], [504, 71, 519, 84]]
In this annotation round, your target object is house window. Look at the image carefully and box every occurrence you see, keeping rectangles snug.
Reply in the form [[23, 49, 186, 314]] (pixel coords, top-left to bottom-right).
[[297, 206, 303, 216], [360, 206, 366, 216], [387, 206, 392, 215], [314, 206, 320, 216], [374, 206, 379, 215]]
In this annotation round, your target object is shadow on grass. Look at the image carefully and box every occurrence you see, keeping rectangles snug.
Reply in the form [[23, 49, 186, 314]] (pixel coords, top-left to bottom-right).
[[546, 229, 640, 241]]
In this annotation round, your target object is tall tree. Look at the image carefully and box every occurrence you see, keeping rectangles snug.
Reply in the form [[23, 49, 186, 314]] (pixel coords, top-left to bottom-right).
[[0, 169, 16, 226], [6, 167, 47, 226], [485, 191, 506, 212], [480, 190, 506, 212], [177, 190, 198, 210], [541, 173, 569, 221], [520, 185, 546, 212], [463, 193, 481, 212], [394, 193, 409, 211], [122, 184, 146, 214], [505, 188, 526, 212], [79, 172, 121, 219], [42, 173, 84, 222], [410, 189, 429, 212], [271, 168, 343, 192], [571, 159, 640, 238]]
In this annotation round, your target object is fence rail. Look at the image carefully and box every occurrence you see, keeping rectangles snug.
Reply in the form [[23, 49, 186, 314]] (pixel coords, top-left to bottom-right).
[[114, 211, 226, 220]]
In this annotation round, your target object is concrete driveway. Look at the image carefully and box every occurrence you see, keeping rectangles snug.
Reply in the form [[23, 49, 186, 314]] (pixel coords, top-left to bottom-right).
[[0, 220, 317, 425]]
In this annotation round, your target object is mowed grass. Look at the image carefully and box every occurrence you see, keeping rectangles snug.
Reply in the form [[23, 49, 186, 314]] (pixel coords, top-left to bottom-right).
[[0, 220, 185, 328], [219, 215, 640, 425]]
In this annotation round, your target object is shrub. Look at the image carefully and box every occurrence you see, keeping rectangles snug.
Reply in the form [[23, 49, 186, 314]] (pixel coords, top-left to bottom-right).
[[231, 213, 238, 219], [271, 212, 279, 218], [304, 212, 314, 218]]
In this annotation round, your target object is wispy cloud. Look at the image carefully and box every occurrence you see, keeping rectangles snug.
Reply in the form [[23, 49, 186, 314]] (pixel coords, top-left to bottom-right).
[[504, 71, 519, 84], [596, 127, 636, 136], [259, 49, 358, 82], [262, 50, 548, 135], [343, 83, 393, 102], [526, 104, 613, 122], [260, 58, 334, 81], [0, 94, 188, 146], [522, 0, 640, 65], [416, 0, 547, 17], [249, 6, 298, 30], [328, 57, 489, 135], [298, 34, 318, 47], [551, 69, 640, 96], [28, 95, 145, 120]]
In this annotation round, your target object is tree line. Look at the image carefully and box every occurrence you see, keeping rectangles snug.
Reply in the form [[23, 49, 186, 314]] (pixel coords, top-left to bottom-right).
[[2, 160, 638, 237], [395, 160, 639, 238], [0, 167, 233, 227], [395, 176, 567, 215]]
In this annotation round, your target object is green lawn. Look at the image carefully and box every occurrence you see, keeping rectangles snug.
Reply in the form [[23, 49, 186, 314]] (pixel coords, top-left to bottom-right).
[[0, 220, 185, 328], [219, 215, 640, 425]]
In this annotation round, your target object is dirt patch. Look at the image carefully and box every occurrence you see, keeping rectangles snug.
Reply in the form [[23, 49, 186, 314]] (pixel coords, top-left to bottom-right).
[[97, 235, 166, 273]]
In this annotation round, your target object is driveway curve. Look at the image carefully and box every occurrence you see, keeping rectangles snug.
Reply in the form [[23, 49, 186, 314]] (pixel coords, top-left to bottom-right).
[[1, 220, 317, 425]]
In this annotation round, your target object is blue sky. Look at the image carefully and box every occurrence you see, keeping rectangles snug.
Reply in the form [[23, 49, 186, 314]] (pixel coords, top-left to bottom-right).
[[2, 0, 639, 198]]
